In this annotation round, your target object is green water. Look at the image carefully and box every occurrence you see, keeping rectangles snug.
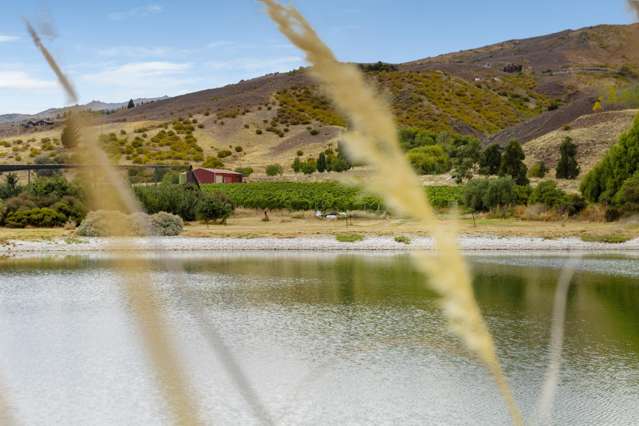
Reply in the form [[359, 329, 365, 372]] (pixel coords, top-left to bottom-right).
[[0, 252, 638, 425]]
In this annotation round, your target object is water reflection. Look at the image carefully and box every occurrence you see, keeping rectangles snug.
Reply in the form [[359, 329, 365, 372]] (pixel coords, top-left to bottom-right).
[[0, 252, 638, 425]]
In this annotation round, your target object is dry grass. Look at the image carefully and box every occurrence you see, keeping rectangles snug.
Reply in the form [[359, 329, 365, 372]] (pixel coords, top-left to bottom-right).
[[260, 1, 522, 422]]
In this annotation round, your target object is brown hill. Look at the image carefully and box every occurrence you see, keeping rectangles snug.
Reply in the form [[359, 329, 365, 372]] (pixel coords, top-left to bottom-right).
[[2, 23, 639, 172]]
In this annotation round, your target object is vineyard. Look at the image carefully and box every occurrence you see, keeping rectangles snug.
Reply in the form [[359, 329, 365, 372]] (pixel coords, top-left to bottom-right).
[[203, 182, 463, 211]]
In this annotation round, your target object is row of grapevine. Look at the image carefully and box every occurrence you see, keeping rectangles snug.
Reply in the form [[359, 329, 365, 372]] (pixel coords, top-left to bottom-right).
[[203, 182, 463, 212]]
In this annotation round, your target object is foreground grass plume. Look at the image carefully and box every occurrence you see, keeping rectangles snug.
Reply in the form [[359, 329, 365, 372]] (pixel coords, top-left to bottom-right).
[[24, 20, 201, 426], [260, 0, 523, 423]]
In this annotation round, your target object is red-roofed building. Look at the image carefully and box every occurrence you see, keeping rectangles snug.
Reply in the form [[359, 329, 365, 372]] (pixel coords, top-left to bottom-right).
[[191, 168, 243, 184]]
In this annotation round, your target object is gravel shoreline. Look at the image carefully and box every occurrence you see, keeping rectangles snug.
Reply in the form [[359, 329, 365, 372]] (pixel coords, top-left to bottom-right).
[[2, 235, 639, 253]]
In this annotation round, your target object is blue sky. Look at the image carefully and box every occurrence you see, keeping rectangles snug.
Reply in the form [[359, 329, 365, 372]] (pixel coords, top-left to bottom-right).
[[0, 0, 635, 114]]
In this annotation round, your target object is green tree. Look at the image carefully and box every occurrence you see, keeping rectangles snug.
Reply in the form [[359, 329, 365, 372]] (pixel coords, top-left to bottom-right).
[[449, 138, 481, 184], [479, 144, 502, 175], [266, 164, 283, 176], [0, 173, 21, 200], [301, 159, 316, 175], [499, 140, 529, 185], [581, 118, 639, 203], [317, 152, 327, 172], [127, 99, 135, 109], [196, 191, 234, 224], [292, 157, 302, 173], [555, 137, 580, 179], [616, 173, 639, 211]]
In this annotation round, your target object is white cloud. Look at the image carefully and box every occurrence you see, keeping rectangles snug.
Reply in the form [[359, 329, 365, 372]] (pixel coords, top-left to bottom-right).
[[83, 61, 192, 91], [207, 41, 237, 49], [108, 4, 163, 21], [97, 46, 172, 58], [0, 35, 19, 43], [0, 71, 56, 90], [205, 56, 303, 72]]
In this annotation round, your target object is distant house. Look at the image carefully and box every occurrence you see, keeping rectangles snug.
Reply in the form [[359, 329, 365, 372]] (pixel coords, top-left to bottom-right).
[[189, 168, 243, 184]]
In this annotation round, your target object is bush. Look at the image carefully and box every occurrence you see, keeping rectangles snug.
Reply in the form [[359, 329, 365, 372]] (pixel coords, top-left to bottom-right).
[[5, 208, 66, 228], [217, 150, 232, 159], [528, 161, 548, 178], [463, 177, 518, 212], [266, 164, 283, 176], [76, 210, 184, 236], [336, 234, 364, 243], [203, 157, 225, 169], [528, 180, 566, 208], [50, 196, 87, 224], [150, 212, 184, 236], [407, 145, 451, 175], [196, 191, 234, 224], [235, 167, 254, 177], [394, 235, 411, 245]]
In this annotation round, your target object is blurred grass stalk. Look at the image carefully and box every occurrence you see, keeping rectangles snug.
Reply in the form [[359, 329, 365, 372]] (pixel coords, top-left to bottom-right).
[[24, 20, 200, 426], [259, 0, 523, 424]]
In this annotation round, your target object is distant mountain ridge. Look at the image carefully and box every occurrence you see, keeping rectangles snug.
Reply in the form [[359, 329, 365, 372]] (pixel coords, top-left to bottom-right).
[[0, 96, 169, 124]]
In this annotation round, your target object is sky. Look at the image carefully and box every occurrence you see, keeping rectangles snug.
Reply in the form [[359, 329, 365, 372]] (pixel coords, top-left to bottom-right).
[[0, 0, 636, 114]]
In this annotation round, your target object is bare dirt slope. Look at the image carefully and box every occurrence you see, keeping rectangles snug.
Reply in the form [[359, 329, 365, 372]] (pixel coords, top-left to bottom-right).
[[524, 109, 638, 174]]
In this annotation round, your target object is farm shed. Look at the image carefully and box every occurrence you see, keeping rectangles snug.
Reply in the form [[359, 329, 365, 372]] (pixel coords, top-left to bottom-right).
[[191, 168, 243, 184]]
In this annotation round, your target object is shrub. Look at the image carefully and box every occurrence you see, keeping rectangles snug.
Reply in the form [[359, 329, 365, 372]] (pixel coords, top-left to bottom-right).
[[266, 164, 283, 176], [196, 191, 234, 224], [150, 212, 184, 236], [499, 140, 529, 185], [50, 196, 87, 224], [27, 175, 81, 199], [463, 177, 518, 212], [202, 157, 225, 169], [235, 167, 254, 177], [60, 119, 80, 149], [407, 145, 451, 175], [217, 150, 232, 159], [292, 157, 302, 173], [256, 129, 263, 135], [5, 208, 66, 228], [394, 235, 411, 245], [76, 210, 184, 236], [399, 128, 436, 151], [528, 180, 566, 208], [235, 146, 243, 153], [336, 234, 364, 243], [555, 137, 580, 179], [528, 161, 548, 178]]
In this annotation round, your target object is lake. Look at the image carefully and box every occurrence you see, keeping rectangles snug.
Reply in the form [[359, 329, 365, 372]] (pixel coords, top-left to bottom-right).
[[0, 252, 638, 425]]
